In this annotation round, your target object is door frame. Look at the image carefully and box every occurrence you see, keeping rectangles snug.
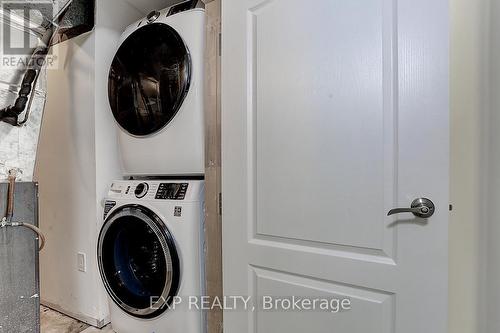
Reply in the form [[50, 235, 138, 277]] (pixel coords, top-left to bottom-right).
[[203, 1, 223, 333]]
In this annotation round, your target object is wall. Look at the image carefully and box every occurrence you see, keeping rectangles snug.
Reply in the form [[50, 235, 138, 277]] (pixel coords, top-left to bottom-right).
[[449, 0, 500, 332], [35, 33, 103, 325], [449, 0, 489, 332], [35, 0, 143, 326], [485, 1, 500, 332]]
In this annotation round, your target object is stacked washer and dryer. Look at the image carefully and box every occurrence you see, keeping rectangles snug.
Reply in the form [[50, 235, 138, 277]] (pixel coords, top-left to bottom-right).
[[97, 1, 206, 332]]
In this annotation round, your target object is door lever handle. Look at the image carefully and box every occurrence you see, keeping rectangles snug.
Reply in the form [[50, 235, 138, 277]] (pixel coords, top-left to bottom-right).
[[387, 198, 435, 218]]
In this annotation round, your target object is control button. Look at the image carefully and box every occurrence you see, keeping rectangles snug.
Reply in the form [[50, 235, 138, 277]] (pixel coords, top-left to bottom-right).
[[134, 183, 149, 198], [147, 10, 160, 23]]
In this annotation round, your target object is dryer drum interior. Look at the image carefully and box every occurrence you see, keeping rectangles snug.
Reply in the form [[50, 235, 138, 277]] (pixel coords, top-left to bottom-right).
[[108, 23, 191, 136], [98, 205, 180, 319]]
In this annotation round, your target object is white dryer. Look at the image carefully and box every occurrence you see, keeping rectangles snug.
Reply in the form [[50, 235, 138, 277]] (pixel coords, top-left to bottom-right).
[[108, 0, 205, 176], [97, 180, 205, 333]]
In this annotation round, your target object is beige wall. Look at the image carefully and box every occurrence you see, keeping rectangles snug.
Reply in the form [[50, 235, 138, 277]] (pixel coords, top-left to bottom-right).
[[450, 0, 491, 332], [35, 34, 104, 324], [484, 1, 500, 332]]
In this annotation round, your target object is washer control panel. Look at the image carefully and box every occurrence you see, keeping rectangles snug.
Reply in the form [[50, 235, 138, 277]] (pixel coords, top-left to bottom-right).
[[108, 180, 202, 201], [155, 183, 189, 200]]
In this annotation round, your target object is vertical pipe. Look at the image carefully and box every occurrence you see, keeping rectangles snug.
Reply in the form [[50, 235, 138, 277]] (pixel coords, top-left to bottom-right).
[[5, 169, 17, 222]]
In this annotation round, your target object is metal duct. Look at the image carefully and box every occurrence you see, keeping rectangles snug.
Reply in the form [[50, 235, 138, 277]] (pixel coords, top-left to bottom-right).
[[0, 182, 40, 333], [52, 0, 95, 45]]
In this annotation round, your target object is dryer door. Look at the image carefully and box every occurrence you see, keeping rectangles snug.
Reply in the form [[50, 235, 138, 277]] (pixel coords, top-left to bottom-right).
[[108, 23, 191, 136], [97, 205, 180, 319]]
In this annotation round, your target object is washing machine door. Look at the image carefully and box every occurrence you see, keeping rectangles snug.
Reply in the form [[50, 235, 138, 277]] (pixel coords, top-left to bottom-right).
[[108, 23, 191, 136], [97, 205, 180, 319]]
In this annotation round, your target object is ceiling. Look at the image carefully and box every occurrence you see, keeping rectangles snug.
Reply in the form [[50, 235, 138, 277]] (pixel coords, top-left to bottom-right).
[[123, 0, 185, 15]]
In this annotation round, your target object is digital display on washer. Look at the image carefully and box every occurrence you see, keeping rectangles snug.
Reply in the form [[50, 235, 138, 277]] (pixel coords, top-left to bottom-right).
[[155, 183, 188, 200]]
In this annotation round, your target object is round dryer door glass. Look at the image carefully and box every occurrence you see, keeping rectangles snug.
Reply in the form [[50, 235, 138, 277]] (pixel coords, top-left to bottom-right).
[[97, 205, 180, 318], [108, 23, 191, 136]]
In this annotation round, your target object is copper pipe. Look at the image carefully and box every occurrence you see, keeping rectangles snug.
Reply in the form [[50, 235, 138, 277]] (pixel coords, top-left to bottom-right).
[[5, 169, 17, 222]]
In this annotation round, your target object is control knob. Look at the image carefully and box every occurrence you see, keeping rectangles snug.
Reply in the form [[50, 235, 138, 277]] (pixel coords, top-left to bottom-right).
[[147, 10, 161, 23], [134, 183, 149, 198]]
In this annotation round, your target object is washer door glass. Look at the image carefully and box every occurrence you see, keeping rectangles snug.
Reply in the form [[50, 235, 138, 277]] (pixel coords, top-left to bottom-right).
[[108, 23, 191, 136], [98, 205, 180, 318]]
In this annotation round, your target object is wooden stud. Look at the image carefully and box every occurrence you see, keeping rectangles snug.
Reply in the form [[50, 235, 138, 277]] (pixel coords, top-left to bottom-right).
[[204, 0, 223, 332]]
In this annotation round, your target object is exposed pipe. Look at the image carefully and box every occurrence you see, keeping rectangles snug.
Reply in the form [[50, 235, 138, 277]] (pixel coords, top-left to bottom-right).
[[5, 169, 16, 222], [1, 169, 46, 251], [0, 220, 46, 251], [0, 0, 73, 126]]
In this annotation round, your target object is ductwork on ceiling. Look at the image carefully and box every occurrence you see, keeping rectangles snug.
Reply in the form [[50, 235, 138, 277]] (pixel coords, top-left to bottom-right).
[[0, 0, 95, 180], [54, 0, 95, 43]]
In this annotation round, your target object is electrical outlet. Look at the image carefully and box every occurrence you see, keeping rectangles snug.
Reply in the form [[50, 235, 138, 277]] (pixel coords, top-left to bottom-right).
[[77, 252, 86, 272]]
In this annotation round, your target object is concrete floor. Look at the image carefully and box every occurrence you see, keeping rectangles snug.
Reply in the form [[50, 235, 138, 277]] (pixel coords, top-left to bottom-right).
[[40, 306, 113, 333], [80, 326, 114, 333]]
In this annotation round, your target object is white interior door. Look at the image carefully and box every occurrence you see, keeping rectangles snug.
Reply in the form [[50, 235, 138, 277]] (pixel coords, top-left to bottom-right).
[[221, 0, 449, 332]]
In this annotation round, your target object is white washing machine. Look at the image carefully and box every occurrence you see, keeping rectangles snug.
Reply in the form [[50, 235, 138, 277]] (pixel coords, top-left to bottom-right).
[[108, 0, 205, 176], [97, 180, 205, 333]]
